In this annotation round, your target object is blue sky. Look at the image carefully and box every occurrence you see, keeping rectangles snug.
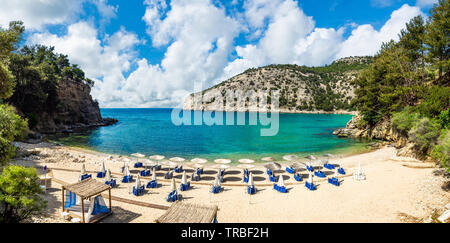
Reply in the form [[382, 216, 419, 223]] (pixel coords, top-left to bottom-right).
[[0, 0, 438, 108]]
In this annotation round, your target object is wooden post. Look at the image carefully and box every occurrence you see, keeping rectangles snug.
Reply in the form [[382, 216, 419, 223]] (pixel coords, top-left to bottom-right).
[[81, 197, 85, 223], [61, 187, 65, 212], [108, 188, 112, 211]]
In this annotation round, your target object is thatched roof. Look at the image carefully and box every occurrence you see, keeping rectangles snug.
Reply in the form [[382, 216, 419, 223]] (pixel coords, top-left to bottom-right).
[[155, 201, 218, 223], [64, 178, 110, 198]]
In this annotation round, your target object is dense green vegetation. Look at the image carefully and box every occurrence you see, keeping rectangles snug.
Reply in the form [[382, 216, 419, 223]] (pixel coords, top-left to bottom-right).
[[0, 165, 46, 223], [352, 0, 449, 170], [0, 21, 46, 222]]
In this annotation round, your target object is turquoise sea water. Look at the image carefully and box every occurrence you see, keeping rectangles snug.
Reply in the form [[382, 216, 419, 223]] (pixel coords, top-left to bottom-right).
[[55, 108, 369, 161]]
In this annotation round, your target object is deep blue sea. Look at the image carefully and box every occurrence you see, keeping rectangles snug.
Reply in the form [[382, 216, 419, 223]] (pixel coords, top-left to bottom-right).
[[55, 108, 369, 162]]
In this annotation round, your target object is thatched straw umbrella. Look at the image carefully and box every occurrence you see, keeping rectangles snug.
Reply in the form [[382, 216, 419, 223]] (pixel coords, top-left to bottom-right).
[[261, 157, 275, 162], [238, 159, 255, 164], [214, 159, 231, 164], [191, 158, 208, 164], [264, 162, 281, 171], [305, 155, 317, 160], [131, 153, 146, 158], [149, 155, 165, 161], [169, 157, 185, 163], [283, 155, 298, 161]]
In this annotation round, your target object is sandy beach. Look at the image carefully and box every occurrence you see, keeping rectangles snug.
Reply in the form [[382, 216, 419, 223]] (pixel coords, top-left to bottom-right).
[[13, 142, 449, 223]]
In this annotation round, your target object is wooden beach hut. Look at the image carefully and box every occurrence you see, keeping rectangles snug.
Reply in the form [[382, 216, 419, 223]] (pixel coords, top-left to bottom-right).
[[61, 178, 112, 223], [155, 201, 218, 223]]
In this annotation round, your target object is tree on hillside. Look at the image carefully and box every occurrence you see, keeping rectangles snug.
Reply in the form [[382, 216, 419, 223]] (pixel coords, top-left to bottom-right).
[[424, 0, 450, 84]]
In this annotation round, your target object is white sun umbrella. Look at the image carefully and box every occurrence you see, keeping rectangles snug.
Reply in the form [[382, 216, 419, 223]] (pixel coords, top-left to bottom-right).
[[131, 153, 146, 158], [264, 162, 281, 171], [305, 155, 317, 161], [238, 159, 255, 164], [248, 173, 254, 187], [213, 176, 219, 187], [181, 171, 187, 185], [261, 157, 275, 162], [170, 157, 185, 163], [105, 169, 111, 181], [170, 177, 177, 192], [81, 164, 86, 175], [135, 174, 141, 188], [100, 161, 106, 174], [278, 174, 285, 187], [124, 165, 131, 177], [151, 168, 156, 181], [308, 172, 313, 184], [194, 163, 205, 169], [283, 155, 299, 161], [122, 157, 131, 163], [191, 158, 208, 164], [237, 164, 255, 170], [215, 164, 230, 170], [214, 159, 231, 164], [149, 155, 165, 161], [334, 167, 339, 177]]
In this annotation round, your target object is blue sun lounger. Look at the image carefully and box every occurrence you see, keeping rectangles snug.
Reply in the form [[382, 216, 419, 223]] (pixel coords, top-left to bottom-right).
[[243, 175, 249, 183], [167, 190, 179, 202], [164, 171, 173, 179], [243, 169, 249, 177], [196, 168, 203, 175], [273, 184, 287, 193], [134, 162, 143, 168], [286, 167, 295, 174], [294, 173, 302, 181], [105, 179, 117, 187], [248, 185, 256, 195], [192, 174, 200, 181], [324, 163, 335, 170], [174, 166, 183, 173], [96, 171, 106, 178], [269, 174, 276, 182], [314, 171, 326, 178], [220, 169, 225, 177], [80, 174, 92, 181], [338, 168, 346, 175], [140, 169, 150, 177], [328, 177, 340, 186], [306, 165, 314, 172], [212, 185, 222, 194], [146, 180, 157, 188], [133, 185, 145, 196], [266, 169, 273, 176], [180, 182, 191, 191], [121, 175, 133, 183], [305, 181, 316, 191]]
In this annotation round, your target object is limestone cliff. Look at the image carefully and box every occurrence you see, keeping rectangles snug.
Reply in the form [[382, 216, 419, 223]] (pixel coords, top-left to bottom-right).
[[28, 78, 117, 134], [183, 57, 371, 113]]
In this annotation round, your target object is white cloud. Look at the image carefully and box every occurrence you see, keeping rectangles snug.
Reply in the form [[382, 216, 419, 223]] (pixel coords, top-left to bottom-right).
[[0, 0, 118, 30], [416, 0, 438, 7], [28, 22, 141, 106], [337, 4, 424, 58], [19, 1, 428, 108], [0, 0, 83, 30]]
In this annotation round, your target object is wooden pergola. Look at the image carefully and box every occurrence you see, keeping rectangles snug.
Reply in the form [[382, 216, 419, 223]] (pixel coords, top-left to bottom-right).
[[155, 201, 218, 223], [62, 178, 112, 223]]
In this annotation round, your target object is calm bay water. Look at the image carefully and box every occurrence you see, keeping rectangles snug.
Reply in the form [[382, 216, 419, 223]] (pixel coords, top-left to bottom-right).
[[55, 108, 369, 161]]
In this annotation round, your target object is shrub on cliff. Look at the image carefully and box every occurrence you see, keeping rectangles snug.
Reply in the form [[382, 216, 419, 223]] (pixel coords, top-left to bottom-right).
[[431, 130, 450, 171], [0, 104, 28, 165], [392, 107, 421, 135], [0, 165, 46, 223], [408, 117, 442, 155]]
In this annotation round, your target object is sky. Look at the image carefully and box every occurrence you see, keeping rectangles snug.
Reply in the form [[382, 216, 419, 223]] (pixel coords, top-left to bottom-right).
[[0, 0, 439, 108]]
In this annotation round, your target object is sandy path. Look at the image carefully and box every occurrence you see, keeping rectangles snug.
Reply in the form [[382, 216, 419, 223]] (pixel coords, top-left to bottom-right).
[[14, 143, 449, 223]]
